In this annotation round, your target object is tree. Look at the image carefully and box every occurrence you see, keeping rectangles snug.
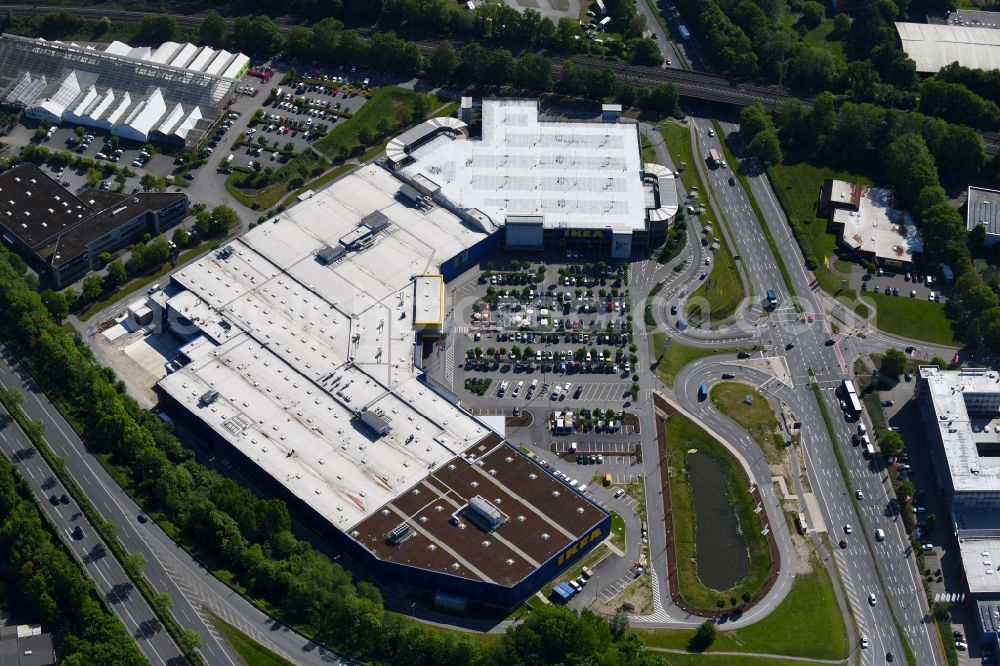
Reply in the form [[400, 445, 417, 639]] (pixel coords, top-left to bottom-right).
[[801, 1, 825, 28], [879, 430, 905, 457], [86, 168, 102, 188], [690, 620, 717, 651], [172, 227, 190, 249], [40, 290, 69, 323], [104, 260, 127, 292], [740, 103, 773, 141], [232, 15, 284, 55], [629, 38, 663, 66], [198, 11, 227, 47], [81, 275, 103, 302], [152, 592, 173, 616], [136, 14, 176, 43], [748, 130, 783, 164], [885, 133, 938, 206], [426, 41, 456, 85], [122, 551, 146, 580], [833, 12, 851, 36], [609, 609, 629, 641], [179, 629, 202, 653], [210, 205, 239, 235], [515, 52, 553, 92], [969, 223, 987, 252], [140, 173, 158, 192], [880, 348, 907, 379], [894, 478, 916, 502]]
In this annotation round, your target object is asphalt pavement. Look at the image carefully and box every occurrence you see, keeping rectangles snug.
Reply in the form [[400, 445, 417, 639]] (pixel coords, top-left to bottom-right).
[[0, 403, 186, 665], [648, 112, 947, 664], [0, 346, 348, 666]]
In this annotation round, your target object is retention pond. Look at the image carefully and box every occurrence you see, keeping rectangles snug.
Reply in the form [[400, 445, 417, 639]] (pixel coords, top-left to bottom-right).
[[687, 451, 750, 590]]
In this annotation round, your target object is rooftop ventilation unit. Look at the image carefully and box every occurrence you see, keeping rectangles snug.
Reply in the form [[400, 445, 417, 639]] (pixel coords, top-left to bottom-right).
[[357, 408, 391, 437], [199, 389, 219, 405], [387, 522, 414, 546], [464, 495, 508, 532]]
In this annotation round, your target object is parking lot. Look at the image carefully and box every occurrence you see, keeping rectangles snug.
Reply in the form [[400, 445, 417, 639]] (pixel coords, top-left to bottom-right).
[[451, 259, 639, 408]]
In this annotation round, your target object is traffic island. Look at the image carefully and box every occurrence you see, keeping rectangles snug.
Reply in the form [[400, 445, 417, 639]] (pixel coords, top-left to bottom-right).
[[652, 392, 779, 616]]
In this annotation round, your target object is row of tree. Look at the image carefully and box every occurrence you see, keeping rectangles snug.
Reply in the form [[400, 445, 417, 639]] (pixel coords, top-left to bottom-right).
[[0, 244, 671, 665], [0, 451, 146, 665]]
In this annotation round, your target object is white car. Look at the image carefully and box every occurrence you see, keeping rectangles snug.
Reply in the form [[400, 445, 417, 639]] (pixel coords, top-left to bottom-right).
[[708, 128, 715, 137], [875, 529, 885, 541], [855, 490, 864, 500], [844, 524, 852, 534], [868, 593, 877, 606], [861, 636, 869, 649]]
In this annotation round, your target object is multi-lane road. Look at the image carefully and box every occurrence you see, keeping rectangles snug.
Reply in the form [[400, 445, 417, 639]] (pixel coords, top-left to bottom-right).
[[0, 346, 348, 666], [0, 402, 186, 665], [649, 113, 947, 664]]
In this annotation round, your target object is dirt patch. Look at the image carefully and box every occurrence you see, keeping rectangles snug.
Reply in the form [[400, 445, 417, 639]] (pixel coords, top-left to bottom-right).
[[592, 574, 654, 616], [506, 410, 533, 428]]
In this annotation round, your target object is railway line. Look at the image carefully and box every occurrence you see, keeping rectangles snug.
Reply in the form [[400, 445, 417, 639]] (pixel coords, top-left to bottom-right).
[[0, 6, 996, 146]]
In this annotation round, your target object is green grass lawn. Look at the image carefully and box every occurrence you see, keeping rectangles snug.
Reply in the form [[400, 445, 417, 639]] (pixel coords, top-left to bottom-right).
[[662, 122, 745, 325], [611, 510, 627, 550], [801, 20, 847, 61], [652, 333, 756, 388], [767, 160, 873, 295], [662, 412, 772, 610], [863, 292, 958, 346], [214, 616, 297, 666], [653, 653, 833, 666], [314, 87, 444, 157], [638, 557, 848, 660], [710, 381, 783, 463]]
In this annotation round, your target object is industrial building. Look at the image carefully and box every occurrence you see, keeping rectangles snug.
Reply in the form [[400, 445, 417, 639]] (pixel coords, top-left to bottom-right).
[[895, 22, 1000, 72], [917, 366, 1000, 651], [388, 99, 678, 259], [0, 617, 55, 666], [154, 164, 609, 607], [0, 34, 248, 147], [0, 163, 187, 287], [820, 179, 922, 268], [967, 186, 1000, 247]]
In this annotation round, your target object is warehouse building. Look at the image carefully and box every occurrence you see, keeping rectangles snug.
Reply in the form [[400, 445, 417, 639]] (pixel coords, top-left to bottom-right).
[[895, 22, 1000, 72], [0, 163, 188, 287], [966, 186, 1000, 247], [156, 164, 609, 607], [821, 179, 922, 268], [388, 99, 678, 259], [0, 34, 248, 147]]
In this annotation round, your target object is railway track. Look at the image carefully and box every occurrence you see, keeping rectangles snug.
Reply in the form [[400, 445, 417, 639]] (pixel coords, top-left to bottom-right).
[[0, 4, 996, 150]]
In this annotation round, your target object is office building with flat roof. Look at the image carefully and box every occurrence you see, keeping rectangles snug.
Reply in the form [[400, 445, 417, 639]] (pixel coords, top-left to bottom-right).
[[0, 163, 187, 287], [156, 164, 608, 607], [388, 98, 678, 259]]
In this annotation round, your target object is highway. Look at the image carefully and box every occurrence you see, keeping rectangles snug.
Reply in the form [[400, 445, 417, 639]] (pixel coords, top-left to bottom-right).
[[653, 114, 946, 664], [0, 402, 186, 665], [0, 346, 348, 666]]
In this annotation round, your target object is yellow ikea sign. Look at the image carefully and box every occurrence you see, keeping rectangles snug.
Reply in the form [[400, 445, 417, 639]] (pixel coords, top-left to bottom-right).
[[557, 527, 604, 566]]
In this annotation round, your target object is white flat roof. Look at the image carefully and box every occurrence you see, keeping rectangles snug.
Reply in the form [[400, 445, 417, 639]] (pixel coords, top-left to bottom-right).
[[159, 337, 487, 531], [833, 186, 922, 263], [959, 536, 1000, 594], [159, 165, 493, 529], [920, 366, 1000, 493], [414, 275, 443, 325], [399, 99, 648, 233], [896, 22, 1000, 72]]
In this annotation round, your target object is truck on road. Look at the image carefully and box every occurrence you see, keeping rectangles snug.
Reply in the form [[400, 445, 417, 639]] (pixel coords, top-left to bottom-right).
[[698, 384, 708, 401], [679, 25, 690, 40], [766, 289, 778, 308], [709, 148, 722, 167]]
